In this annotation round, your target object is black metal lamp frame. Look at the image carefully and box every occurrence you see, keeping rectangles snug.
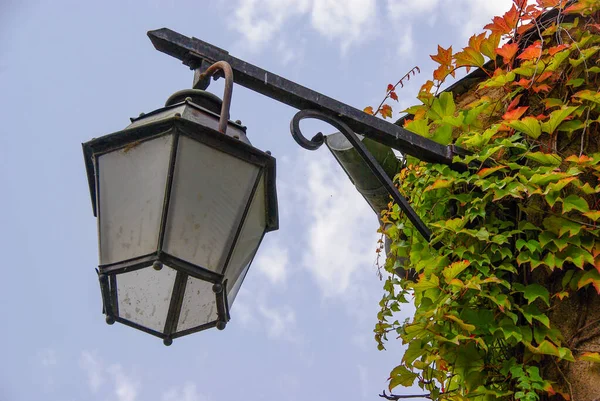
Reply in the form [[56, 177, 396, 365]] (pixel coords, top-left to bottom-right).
[[147, 28, 453, 244]]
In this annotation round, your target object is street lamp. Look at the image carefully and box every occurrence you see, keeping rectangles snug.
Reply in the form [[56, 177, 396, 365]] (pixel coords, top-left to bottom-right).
[[83, 62, 278, 345], [85, 28, 462, 344]]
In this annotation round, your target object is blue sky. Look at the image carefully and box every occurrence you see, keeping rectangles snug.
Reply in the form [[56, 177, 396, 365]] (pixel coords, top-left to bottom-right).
[[0, 1, 514, 400]]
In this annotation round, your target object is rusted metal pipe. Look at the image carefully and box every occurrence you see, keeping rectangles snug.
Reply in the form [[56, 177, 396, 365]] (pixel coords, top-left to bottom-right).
[[197, 61, 233, 134]]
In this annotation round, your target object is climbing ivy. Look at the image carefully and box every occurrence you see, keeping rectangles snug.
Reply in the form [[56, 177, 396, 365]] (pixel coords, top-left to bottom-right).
[[370, 1, 600, 399]]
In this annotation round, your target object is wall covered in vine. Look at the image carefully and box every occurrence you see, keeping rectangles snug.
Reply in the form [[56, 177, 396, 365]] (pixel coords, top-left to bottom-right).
[[368, 1, 600, 399]]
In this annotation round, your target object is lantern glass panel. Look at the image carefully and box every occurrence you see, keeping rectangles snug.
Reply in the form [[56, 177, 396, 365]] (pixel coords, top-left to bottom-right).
[[98, 135, 173, 265], [176, 276, 218, 332], [225, 174, 266, 307], [116, 265, 177, 332], [163, 135, 260, 272]]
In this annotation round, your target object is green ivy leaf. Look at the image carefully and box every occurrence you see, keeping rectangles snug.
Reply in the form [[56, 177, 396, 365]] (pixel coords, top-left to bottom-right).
[[388, 365, 418, 390], [523, 284, 550, 306], [443, 260, 470, 281], [562, 194, 589, 213], [508, 117, 542, 139], [524, 151, 562, 166], [541, 106, 579, 134]]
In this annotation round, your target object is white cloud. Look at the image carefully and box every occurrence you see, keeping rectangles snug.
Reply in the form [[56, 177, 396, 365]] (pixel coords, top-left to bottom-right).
[[79, 351, 104, 394], [107, 364, 140, 401], [300, 151, 379, 298], [162, 383, 210, 401], [254, 240, 289, 285], [386, 0, 440, 19], [229, 0, 310, 51], [310, 0, 376, 53], [258, 302, 297, 341], [396, 25, 414, 57], [79, 351, 140, 401], [229, 0, 376, 54]]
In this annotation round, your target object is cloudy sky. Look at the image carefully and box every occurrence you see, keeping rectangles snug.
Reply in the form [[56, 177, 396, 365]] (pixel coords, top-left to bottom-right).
[[0, 1, 514, 400]]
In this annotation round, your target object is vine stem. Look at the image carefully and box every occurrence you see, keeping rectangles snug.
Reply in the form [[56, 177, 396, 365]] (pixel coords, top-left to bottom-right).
[[373, 66, 421, 116], [552, 358, 573, 401], [379, 390, 431, 400]]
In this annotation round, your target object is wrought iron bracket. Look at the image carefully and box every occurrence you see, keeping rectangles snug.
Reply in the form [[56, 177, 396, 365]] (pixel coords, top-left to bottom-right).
[[147, 28, 467, 168], [291, 109, 436, 245]]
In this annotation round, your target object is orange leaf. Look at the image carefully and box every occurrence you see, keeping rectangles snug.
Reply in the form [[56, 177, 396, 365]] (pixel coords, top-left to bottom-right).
[[485, 5, 519, 34], [532, 84, 551, 93], [468, 32, 486, 52], [363, 106, 374, 115], [430, 45, 453, 67], [380, 104, 393, 119], [496, 42, 519, 64], [516, 22, 534, 35], [503, 106, 529, 120], [514, 77, 531, 88], [548, 43, 570, 55], [485, 16, 512, 34], [387, 84, 394, 92], [507, 94, 523, 112], [536, 0, 561, 7], [420, 80, 434, 94], [504, 5, 520, 28], [535, 71, 554, 83], [433, 65, 452, 82], [389, 91, 398, 101], [518, 40, 542, 60], [513, 0, 527, 9]]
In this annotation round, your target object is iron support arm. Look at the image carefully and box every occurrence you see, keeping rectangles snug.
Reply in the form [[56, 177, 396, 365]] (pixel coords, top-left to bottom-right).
[[147, 28, 464, 166], [290, 110, 439, 246]]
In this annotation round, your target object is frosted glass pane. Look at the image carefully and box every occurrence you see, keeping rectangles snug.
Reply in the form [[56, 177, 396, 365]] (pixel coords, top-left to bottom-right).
[[98, 135, 173, 265], [225, 175, 266, 306], [116, 265, 177, 333], [227, 264, 249, 308], [163, 135, 259, 272], [176, 276, 218, 332]]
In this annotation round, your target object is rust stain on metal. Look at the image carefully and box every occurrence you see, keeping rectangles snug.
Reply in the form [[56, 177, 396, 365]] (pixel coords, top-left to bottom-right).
[[123, 140, 141, 153]]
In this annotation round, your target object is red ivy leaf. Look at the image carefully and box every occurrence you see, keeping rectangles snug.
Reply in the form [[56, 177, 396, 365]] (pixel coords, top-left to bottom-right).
[[532, 84, 551, 93], [363, 106, 374, 115], [389, 91, 398, 101], [485, 5, 519, 35], [517, 22, 535, 35], [503, 106, 529, 120], [496, 42, 519, 64], [507, 94, 523, 112], [387, 84, 394, 92], [514, 77, 531, 88], [518, 40, 542, 60], [380, 104, 393, 119], [536, 71, 554, 83], [548, 43, 570, 55]]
